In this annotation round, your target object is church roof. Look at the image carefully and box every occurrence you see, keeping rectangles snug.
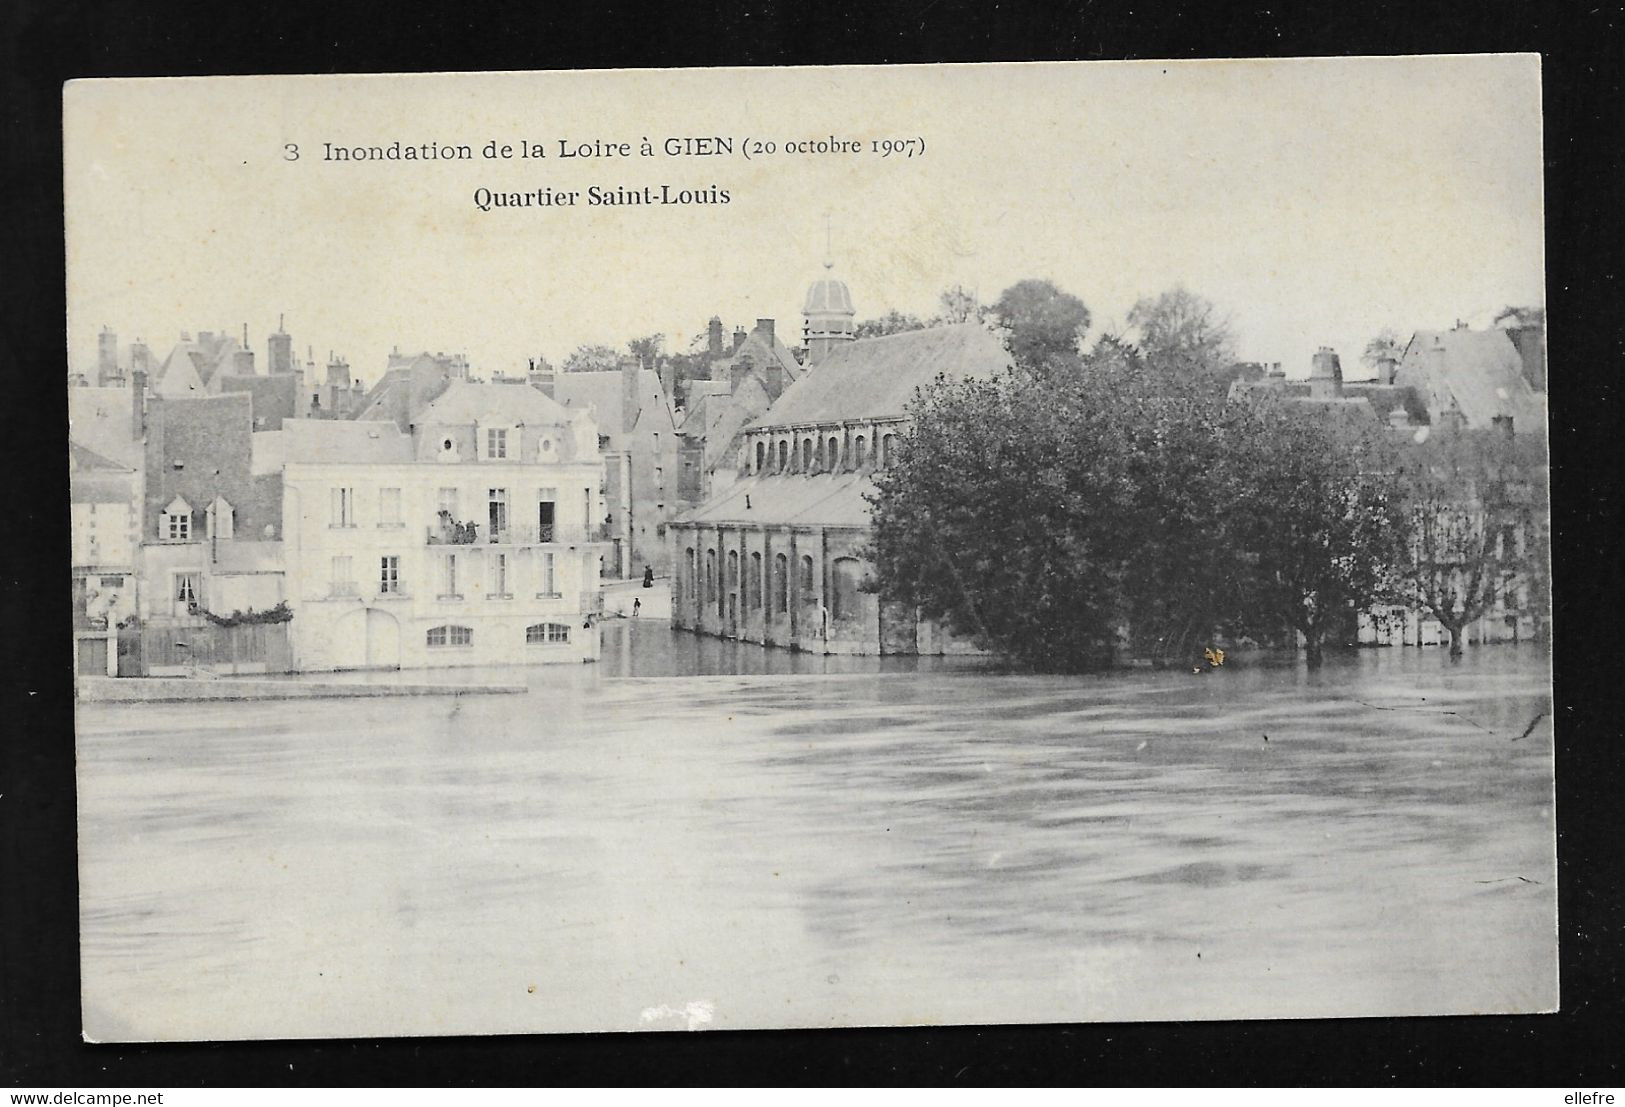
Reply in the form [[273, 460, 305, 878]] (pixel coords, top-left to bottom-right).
[[677, 470, 876, 529], [803, 273, 855, 316], [749, 323, 1010, 430]]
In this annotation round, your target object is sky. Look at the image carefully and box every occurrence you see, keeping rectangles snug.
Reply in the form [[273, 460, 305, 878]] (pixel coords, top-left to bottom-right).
[[65, 57, 1544, 389]]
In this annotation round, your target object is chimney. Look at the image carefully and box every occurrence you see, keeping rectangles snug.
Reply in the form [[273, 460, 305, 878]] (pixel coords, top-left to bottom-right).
[[232, 348, 255, 375], [707, 316, 724, 359], [755, 318, 775, 347], [1492, 414, 1516, 439], [1309, 346, 1343, 400], [268, 316, 293, 375], [729, 359, 750, 394], [130, 370, 147, 439], [620, 356, 640, 434], [765, 363, 785, 400], [732, 326, 747, 354], [531, 365, 556, 399], [97, 326, 119, 386], [130, 340, 151, 375]]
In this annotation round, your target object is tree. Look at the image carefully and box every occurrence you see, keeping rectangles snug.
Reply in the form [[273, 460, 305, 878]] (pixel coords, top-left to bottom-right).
[[1361, 328, 1404, 371], [1225, 400, 1410, 668], [990, 279, 1091, 375], [1126, 286, 1235, 382], [562, 344, 622, 372], [627, 333, 665, 366], [855, 310, 927, 339], [1492, 305, 1545, 330], [1397, 426, 1548, 658], [937, 285, 985, 325]]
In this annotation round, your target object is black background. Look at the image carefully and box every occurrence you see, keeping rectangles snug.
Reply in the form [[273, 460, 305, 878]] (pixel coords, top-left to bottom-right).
[[3, 0, 1620, 1087]]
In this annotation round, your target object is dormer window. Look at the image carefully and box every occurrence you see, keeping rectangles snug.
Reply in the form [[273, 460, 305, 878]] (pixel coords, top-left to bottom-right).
[[206, 496, 235, 541], [161, 496, 192, 542], [485, 427, 509, 460]]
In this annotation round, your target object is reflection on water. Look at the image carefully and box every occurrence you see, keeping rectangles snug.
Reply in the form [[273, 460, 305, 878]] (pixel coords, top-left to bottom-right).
[[76, 624, 1557, 1040]]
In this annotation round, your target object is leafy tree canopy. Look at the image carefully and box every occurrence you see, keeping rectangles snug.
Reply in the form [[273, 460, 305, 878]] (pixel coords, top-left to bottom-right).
[[989, 279, 1091, 375], [562, 344, 622, 373], [1126, 286, 1236, 382]]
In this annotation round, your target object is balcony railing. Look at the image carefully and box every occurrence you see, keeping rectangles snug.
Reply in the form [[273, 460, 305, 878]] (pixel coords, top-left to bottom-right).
[[425, 523, 610, 546]]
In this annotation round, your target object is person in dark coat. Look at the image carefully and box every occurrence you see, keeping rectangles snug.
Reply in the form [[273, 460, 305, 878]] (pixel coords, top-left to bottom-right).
[[642, 565, 654, 588]]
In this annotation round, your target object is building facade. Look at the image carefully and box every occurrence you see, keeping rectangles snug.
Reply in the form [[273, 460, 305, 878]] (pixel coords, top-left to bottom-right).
[[279, 383, 608, 670], [670, 319, 1010, 655]]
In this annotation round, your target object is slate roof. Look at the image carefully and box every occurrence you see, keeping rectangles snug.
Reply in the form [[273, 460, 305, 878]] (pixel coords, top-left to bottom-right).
[[748, 323, 1010, 430], [66, 389, 143, 468], [1396, 327, 1546, 430], [416, 380, 575, 427], [280, 419, 414, 464], [550, 367, 674, 438], [676, 471, 876, 529]]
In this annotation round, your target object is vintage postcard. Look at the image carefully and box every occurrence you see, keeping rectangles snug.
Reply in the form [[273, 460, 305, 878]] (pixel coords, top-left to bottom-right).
[[66, 58, 1555, 1042]]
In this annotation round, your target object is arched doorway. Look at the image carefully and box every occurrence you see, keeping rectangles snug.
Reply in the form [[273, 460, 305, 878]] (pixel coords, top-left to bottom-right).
[[335, 607, 401, 670]]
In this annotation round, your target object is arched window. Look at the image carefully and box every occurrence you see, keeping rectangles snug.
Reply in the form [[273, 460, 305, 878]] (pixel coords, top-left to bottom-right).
[[685, 547, 696, 605], [755, 440, 765, 473], [526, 623, 570, 643], [800, 554, 816, 605], [831, 558, 864, 621], [778, 440, 789, 471], [801, 438, 813, 471], [749, 552, 763, 609], [827, 436, 840, 469], [427, 625, 473, 647], [705, 548, 717, 604], [726, 549, 739, 590], [854, 435, 867, 467], [773, 553, 788, 613], [881, 433, 898, 466]]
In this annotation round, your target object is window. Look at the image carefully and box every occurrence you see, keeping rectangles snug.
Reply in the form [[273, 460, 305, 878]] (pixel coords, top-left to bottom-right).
[[438, 487, 459, 517], [174, 572, 201, 614], [801, 439, 813, 470], [99, 575, 124, 589], [331, 555, 354, 595], [526, 622, 571, 644], [827, 436, 840, 468], [379, 487, 402, 527], [379, 556, 400, 594], [440, 553, 459, 599], [831, 557, 864, 621], [748, 552, 763, 609], [773, 553, 788, 614], [755, 441, 766, 472], [854, 436, 867, 467], [705, 549, 717, 604], [778, 440, 789, 471], [486, 427, 508, 459], [427, 625, 472, 647], [538, 488, 556, 541], [537, 551, 557, 596], [801, 554, 816, 604], [490, 552, 509, 598], [331, 487, 355, 527], [727, 549, 739, 590], [881, 433, 898, 466], [488, 488, 508, 539], [655, 466, 664, 490], [685, 548, 696, 605], [161, 497, 192, 541], [652, 432, 659, 451], [584, 488, 594, 534]]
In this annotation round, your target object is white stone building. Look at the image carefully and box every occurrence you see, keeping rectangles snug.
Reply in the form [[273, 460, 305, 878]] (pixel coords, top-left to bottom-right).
[[278, 383, 609, 670]]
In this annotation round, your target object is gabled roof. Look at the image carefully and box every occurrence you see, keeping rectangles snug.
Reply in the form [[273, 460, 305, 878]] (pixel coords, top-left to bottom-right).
[[151, 341, 207, 396], [550, 368, 674, 438], [676, 471, 876, 529], [748, 323, 1010, 430], [1396, 327, 1546, 430], [280, 419, 414, 464]]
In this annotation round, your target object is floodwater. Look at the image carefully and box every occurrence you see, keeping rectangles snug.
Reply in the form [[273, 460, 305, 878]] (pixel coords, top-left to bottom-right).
[[76, 623, 1558, 1041]]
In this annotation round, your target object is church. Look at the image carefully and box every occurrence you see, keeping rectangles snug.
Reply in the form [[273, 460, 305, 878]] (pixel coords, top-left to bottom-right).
[[667, 267, 1010, 654]]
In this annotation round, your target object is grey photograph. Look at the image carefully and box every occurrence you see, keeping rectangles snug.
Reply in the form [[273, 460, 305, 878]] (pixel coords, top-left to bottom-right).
[[65, 58, 1556, 1041]]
